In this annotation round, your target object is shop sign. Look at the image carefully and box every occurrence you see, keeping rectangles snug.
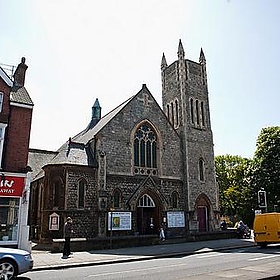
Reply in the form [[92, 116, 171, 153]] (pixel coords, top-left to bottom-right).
[[0, 175, 25, 197]]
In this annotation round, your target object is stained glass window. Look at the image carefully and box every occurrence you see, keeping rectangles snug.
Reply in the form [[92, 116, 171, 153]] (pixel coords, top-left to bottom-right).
[[134, 123, 157, 169]]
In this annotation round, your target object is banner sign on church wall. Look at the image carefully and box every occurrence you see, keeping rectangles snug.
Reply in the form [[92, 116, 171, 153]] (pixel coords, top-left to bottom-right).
[[167, 211, 185, 228], [108, 212, 132, 231], [0, 175, 25, 198]]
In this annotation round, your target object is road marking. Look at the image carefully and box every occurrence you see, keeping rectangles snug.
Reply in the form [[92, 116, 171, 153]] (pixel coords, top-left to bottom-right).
[[86, 266, 160, 278], [249, 255, 278, 261], [86, 261, 188, 278], [196, 252, 226, 259]]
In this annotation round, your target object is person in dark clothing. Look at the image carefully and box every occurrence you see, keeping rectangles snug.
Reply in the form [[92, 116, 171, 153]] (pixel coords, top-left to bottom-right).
[[220, 220, 227, 231], [62, 217, 73, 258]]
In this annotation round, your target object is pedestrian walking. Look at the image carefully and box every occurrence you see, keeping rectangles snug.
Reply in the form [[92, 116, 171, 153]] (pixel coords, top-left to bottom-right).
[[159, 226, 165, 241], [62, 217, 73, 258]]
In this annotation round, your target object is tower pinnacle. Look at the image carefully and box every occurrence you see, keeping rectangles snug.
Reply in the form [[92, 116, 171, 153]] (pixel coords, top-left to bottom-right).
[[199, 48, 206, 64], [161, 53, 168, 70], [86, 98, 101, 130], [177, 39, 185, 58]]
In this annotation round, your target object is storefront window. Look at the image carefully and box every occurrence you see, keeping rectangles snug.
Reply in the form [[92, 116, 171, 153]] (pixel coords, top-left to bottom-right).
[[0, 197, 19, 241]]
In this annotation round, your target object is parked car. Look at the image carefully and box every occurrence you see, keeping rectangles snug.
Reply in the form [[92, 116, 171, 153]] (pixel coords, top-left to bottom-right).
[[0, 247, 33, 279]]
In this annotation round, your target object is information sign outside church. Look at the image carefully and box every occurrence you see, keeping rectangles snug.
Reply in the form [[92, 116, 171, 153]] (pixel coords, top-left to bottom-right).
[[108, 212, 132, 230], [167, 211, 185, 228]]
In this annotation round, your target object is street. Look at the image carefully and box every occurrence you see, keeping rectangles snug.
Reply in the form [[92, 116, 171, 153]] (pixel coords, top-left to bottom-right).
[[21, 245, 280, 280]]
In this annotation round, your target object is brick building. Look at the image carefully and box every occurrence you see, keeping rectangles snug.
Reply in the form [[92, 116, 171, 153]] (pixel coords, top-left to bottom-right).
[[28, 41, 220, 244], [0, 58, 33, 250]]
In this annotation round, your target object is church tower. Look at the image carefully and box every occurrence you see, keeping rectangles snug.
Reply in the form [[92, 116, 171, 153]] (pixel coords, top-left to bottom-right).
[[161, 40, 220, 232]]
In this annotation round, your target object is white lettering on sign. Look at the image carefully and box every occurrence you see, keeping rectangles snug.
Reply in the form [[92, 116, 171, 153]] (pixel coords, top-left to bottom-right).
[[0, 188, 15, 194], [0, 180, 15, 188]]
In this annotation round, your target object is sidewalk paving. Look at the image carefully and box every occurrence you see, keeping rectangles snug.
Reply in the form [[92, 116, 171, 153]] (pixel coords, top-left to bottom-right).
[[31, 238, 256, 271]]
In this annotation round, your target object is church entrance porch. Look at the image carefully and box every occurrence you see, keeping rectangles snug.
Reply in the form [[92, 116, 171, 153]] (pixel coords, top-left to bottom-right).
[[136, 194, 160, 235]]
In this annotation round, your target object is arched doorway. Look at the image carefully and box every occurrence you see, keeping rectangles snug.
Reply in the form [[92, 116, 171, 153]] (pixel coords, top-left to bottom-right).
[[197, 206, 208, 232], [137, 194, 160, 235], [196, 195, 210, 232]]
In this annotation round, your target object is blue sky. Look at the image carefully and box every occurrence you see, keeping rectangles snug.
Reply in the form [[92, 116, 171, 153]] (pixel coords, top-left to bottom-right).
[[1, 0, 279, 158]]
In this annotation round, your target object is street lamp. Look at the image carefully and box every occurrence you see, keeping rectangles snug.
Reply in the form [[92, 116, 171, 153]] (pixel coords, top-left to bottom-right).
[[110, 208, 114, 249]]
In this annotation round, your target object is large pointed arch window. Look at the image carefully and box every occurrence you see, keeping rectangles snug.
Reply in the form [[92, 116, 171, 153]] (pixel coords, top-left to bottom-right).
[[134, 123, 157, 175]]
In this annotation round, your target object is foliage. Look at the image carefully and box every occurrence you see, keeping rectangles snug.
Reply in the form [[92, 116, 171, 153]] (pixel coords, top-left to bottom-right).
[[215, 155, 255, 226], [251, 126, 280, 212], [216, 126, 280, 226]]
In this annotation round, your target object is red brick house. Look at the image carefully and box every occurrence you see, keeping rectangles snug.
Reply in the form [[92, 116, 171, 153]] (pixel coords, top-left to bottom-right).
[[0, 58, 33, 250]]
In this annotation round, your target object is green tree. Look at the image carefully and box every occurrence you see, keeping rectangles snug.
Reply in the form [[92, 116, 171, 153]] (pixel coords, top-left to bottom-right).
[[251, 126, 280, 212], [215, 155, 254, 225]]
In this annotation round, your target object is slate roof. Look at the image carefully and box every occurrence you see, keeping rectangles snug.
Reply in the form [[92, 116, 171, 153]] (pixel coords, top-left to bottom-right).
[[28, 149, 58, 180], [72, 95, 134, 145], [0, 66, 13, 87], [44, 95, 134, 168], [28, 89, 137, 180], [46, 140, 97, 167], [10, 86, 34, 106]]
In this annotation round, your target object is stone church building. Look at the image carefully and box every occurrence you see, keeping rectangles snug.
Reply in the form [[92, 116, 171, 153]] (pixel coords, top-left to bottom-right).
[[28, 40, 220, 244]]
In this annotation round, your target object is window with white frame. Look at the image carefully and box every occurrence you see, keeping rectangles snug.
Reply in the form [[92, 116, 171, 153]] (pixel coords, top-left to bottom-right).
[[0, 124, 7, 168], [0, 92, 3, 113]]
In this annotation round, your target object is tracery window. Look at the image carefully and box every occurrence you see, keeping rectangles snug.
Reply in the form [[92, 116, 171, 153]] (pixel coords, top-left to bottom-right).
[[134, 123, 157, 175], [137, 194, 155, 207]]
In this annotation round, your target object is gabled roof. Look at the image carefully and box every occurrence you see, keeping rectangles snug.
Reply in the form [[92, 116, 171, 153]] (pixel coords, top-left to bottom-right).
[[10, 86, 34, 108], [42, 95, 134, 167], [0, 66, 13, 87], [71, 95, 135, 145], [31, 84, 164, 172]]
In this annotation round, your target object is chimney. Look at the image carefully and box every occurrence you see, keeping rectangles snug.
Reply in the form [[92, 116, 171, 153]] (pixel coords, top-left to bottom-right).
[[13, 57, 28, 87]]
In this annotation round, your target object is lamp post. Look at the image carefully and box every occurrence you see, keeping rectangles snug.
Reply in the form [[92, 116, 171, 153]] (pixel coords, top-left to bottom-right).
[[110, 208, 114, 249]]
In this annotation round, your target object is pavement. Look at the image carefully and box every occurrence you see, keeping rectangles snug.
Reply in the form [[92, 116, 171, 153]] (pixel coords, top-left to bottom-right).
[[31, 237, 256, 271]]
